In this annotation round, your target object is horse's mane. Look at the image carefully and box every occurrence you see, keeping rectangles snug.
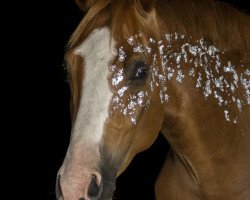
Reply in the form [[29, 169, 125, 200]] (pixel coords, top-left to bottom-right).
[[155, 0, 250, 51], [68, 0, 250, 52]]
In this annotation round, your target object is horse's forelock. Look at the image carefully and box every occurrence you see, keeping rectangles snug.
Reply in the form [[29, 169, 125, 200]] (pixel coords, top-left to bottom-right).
[[68, 0, 160, 50], [68, 0, 111, 49], [110, 0, 160, 42]]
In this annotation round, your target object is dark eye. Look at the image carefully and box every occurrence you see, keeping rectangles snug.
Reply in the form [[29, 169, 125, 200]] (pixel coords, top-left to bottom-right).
[[132, 61, 148, 80], [126, 60, 149, 87], [135, 66, 148, 79]]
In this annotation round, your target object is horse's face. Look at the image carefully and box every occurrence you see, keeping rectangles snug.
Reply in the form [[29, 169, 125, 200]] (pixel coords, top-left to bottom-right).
[[56, 9, 164, 200]]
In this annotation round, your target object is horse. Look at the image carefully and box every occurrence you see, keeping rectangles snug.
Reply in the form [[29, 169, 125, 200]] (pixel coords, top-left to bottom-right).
[[56, 0, 250, 199]]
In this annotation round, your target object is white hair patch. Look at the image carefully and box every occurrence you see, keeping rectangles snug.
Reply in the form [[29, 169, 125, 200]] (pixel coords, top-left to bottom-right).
[[73, 27, 117, 143]]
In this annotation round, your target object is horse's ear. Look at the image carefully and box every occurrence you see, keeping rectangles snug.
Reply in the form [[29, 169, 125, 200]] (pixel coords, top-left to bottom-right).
[[74, 0, 96, 12], [139, 0, 156, 12]]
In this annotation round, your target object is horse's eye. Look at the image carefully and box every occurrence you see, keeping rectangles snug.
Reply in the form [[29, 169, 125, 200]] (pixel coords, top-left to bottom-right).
[[133, 61, 148, 80], [135, 66, 148, 79], [126, 60, 149, 86]]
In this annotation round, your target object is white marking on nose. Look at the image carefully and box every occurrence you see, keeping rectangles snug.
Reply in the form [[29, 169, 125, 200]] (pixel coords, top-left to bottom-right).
[[57, 28, 117, 200], [73, 27, 116, 144]]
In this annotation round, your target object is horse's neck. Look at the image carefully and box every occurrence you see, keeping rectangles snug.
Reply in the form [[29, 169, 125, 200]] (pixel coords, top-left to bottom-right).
[[153, 1, 250, 198], [158, 74, 250, 197], [156, 23, 250, 196], [159, 65, 250, 196], [158, 38, 250, 163]]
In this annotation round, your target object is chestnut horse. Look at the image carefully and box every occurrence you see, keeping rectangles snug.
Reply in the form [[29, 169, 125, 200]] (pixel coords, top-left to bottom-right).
[[56, 0, 250, 199]]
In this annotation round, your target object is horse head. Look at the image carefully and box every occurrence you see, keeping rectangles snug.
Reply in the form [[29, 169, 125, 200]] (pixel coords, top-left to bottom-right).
[[56, 1, 163, 199], [56, 0, 250, 199]]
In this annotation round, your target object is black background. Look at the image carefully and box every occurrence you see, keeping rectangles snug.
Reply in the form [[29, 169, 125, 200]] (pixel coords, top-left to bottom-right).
[[14, 0, 249, 199]]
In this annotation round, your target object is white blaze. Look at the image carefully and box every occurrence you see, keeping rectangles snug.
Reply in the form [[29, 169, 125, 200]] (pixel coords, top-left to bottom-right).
[[73, 27, 116, 143], [57, 28, 116, 200]]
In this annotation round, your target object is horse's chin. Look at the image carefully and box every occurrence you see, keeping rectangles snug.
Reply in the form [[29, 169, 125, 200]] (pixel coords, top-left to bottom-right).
[[98, 180, 116, 200]]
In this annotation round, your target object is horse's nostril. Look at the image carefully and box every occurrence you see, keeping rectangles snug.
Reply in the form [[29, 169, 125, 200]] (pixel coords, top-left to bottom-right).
[[79, 198, 85, 200], [87, 174, 101, 198], [56, 175, 63, 199]]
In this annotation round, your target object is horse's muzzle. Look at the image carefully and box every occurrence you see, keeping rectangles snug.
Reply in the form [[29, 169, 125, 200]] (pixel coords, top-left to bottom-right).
[[55, 173, 116, 200]]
